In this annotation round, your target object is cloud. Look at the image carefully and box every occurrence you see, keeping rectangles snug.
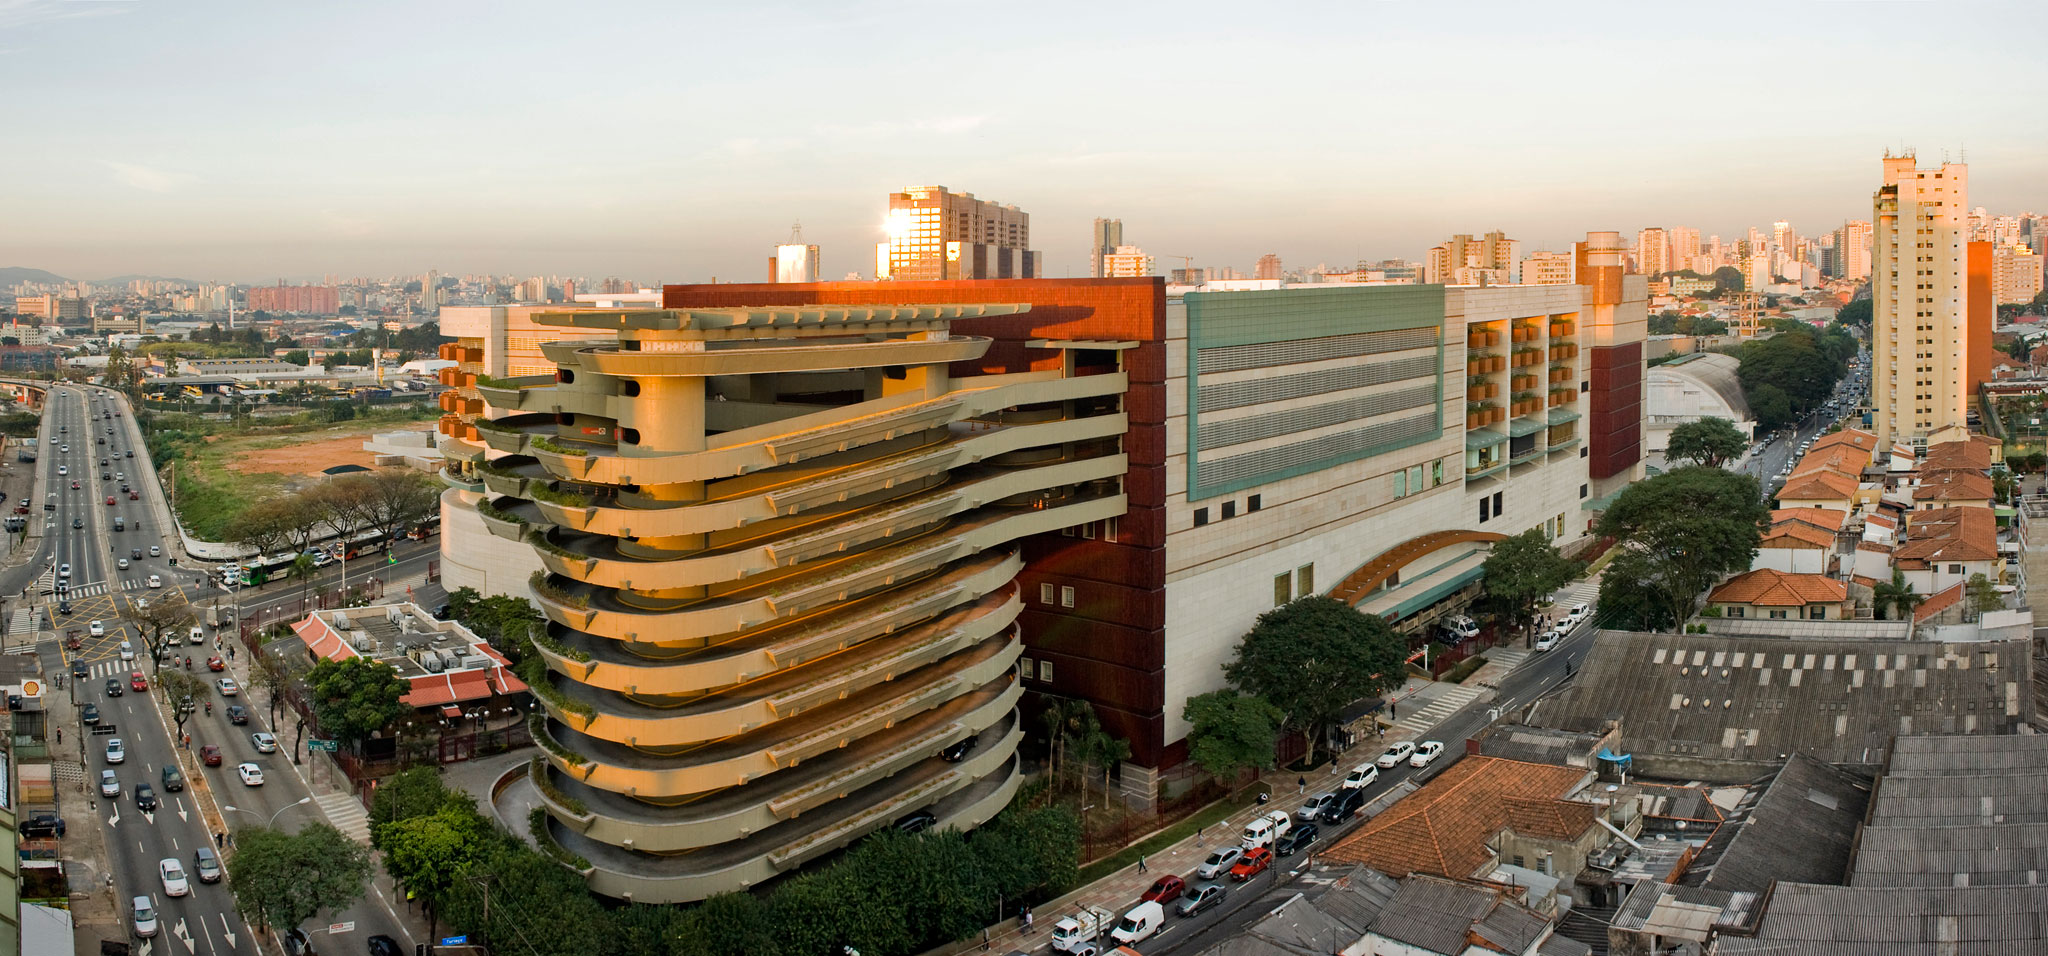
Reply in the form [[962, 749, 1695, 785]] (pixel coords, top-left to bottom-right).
[[0, 0, 132, 29], [99, 160, 189, 193]]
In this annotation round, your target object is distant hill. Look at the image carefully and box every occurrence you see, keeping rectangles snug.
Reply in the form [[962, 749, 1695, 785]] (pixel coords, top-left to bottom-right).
[[0, 267, 68, 286]]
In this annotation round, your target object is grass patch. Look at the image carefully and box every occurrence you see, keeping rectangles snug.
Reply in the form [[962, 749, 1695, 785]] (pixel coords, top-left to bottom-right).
[[1444, 654, 1490, 684], [1075, 789, 1255, 884]]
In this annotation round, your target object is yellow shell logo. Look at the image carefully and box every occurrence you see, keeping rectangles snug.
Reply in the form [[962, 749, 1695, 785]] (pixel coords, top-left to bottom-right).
[[20, 680, 39, 697]]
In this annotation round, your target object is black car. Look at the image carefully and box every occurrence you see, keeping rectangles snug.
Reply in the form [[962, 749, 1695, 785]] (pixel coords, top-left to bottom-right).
[[105, 677, 123, 697], [1275, 822, 1318, 856], [57, 601, 71, 615], [81, 703, 99, 725], [226, 704, 249, 724], [368, 935, 403, 956], [71, 518, 82, 529], [130, 548, 142, 560], [71, 659, 88, 678], [895, 810, 937, 833], [20, 814, 65, 838], [1319, 788, 1367, 824], [940, 736, 977, 762], [134, 782, 157, 811]]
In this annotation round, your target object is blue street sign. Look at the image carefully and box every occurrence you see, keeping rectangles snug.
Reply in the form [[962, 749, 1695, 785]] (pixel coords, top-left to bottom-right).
[[440, 936, 468, 946]]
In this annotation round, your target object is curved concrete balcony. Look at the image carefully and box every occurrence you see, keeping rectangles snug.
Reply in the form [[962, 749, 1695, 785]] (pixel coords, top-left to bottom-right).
[[533, 553, 1021, 693], [537, 412, 1127, 539], [438, 435, 487, 464], [529, 492, 1124, 642], [473, 374, 556, 408], [476, 496, 552, 543], [575, 335, 990, 378], [534, 454, 1126, 591], [555, 742, 1022, 902], [481, 381, 616, 419], [541, 338, 616, 367], [551, 601, 1019, 744], [539, 663, 1021, 799], [470, 413, 559, 454], [440, 466, 484, 493], [538, 707, 1020, 856], [476, 456, 548, 498], [529, 372, 1127, 487]]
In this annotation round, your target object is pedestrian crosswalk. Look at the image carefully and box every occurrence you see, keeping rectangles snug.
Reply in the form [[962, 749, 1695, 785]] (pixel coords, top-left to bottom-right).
[[1392, 684, 1485, 734], [317, 792, 372, 844], [1484, 646, 1531, 673], [7, 608, 33, 636]]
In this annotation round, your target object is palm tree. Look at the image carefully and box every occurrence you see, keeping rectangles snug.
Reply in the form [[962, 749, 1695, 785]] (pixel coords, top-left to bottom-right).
[[1037, 697, 1093, 791], [291, 552, 318, 610], [1872, 570, 1923, 621]]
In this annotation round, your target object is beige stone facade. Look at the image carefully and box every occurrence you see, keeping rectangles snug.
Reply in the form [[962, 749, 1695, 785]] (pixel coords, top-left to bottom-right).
[[1873, 153, 1971, 445]]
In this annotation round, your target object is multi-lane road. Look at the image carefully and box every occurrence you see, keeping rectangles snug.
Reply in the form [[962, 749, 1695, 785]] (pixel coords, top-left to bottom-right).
[[29, 384, 417, 955]]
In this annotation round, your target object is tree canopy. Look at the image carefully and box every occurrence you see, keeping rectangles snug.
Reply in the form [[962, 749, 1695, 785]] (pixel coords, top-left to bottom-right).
[[306, 657, 410, 746], [1181, 690, 1283, 779], [1595, 466, 1766, 629], [1480, 529, 1578, 639], [1734, 324, 1856, 430], [226, 823, 373, 937], [1666, 416, 1749, 468], [1224, 596, 1406, 760]]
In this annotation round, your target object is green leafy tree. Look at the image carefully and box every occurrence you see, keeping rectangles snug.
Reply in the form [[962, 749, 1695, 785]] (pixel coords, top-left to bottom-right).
[[1666, 416, 1749, 468], [306, 657, 410, 749], [1836, 298, 1872, 327], [375, 800, 492, 949], [369, 766, 464, 828], [282, 349, 310, 366], [1480, 529, 1579, 642], [1749, 383, 1795, 431], [1225, 596, 1406, 762], [1965, 573, 2004, 615], [1596, 466, 1766, 628], [1181, 690, 1282, 779], [225, 823, 373, 940], [1595, 549, 1679, 632], [1692, 316, 1729, 336], [1710, 265, 1746, 295]]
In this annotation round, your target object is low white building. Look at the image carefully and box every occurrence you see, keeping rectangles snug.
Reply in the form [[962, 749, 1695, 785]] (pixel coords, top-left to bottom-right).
[[1645, 352, 1754, 458]]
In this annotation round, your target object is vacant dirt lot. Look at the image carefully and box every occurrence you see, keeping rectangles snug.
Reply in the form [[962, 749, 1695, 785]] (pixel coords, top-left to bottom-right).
[[223, 428, 387, 478]]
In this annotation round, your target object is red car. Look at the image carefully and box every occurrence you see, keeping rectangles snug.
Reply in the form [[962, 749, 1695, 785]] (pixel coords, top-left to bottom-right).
[[105, 496, 115, 506], [129, 671, 148, 691], [206, 657, 225, 672], [1140, 874, 1187, 904], [200, 745, 222, 766], [1229, 846, 1273, 882], [70, 481, 79, 490], [128, 491, 139, 500]]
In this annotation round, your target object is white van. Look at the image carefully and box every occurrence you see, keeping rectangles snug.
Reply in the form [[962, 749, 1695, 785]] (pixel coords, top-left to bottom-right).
[[1240, 809, 1293, 849], [1109, 901, 1165, 946], [189, 626, 206, 645]]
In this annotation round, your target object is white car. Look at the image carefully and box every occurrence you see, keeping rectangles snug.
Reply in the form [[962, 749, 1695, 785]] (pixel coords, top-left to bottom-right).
[[117, 558, 129, 570], [91, 620, 106, 638], [216, 678, 240, 697], [147, 574, 162, 588], [251, 732, 277, 753], [1565, 603, 1589, 625], [117, 640, 131, 660], [1375, 742, 1416, 769], [132, 896, 159, 938], [159, 859, 190, 897], [1196, 846, 1243, 881], [1341, 763, 1380, 790], [1409, 741, 1446, 768], [57, 466, 67, 476], [100, 769, 120, 797], [105, 739, 126, 764], [237, 763, 264, 786]]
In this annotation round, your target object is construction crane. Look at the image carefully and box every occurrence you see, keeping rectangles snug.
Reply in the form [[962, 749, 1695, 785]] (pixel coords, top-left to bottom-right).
[[1162, 255, 1198, 283]]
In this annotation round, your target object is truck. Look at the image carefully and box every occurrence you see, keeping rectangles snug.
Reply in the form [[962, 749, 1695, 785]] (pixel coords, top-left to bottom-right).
[[1051, 905, 1115, 954]]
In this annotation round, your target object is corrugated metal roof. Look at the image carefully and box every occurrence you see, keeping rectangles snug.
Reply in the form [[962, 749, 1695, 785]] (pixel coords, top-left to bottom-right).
[[1717, 883, 2048, 955], [1687, 753, 1871, 894]]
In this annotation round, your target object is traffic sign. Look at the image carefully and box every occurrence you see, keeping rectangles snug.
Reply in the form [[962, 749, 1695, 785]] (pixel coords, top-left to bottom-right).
[[308, 739, 338, 752], [328, 921, 355, 935], [440, 936, 468, 946]]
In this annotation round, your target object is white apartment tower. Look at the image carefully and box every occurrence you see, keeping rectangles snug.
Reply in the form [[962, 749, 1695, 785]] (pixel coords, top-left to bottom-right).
[[1635, 228, 1670, 275], [1873, 153, 1970, 446]]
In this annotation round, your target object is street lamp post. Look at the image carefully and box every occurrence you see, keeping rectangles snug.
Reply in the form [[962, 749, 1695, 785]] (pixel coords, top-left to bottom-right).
[[223, 795, 313, 828]]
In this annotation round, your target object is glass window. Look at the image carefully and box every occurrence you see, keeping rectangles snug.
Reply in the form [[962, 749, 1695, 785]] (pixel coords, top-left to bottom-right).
[[1060, 586, 1075, 608], [1394, 470, 1407, 498], [1409, 465, 1424, 493], [1274, 573, 1292, 607], [1040, 583, 1054, 604], [1296, 565, 1315, 596], [1432, 460, 1444, 486], [1039, 660, 1053, 682], [1019, 657, 1033, 679], [1247, 495, 1261, 513], [1222, 501, 1236, 519], [1194, 507, 1209, 527]]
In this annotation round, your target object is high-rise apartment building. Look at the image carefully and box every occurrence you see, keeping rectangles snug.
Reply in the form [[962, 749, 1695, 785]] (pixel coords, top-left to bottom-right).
[[423, 271, 441, 312], [1090, 218, 1123, 278], [1873, 152, 1971, 445], [1668, 226, 1701, 271], [771, 224, 820, 283], [13, 295, 86, 322], [878, 185, 1037, 281], [1832, 220, 1873, 279], [1426, 232, 1517, 285], [1519, 251, 1575, 285], [245, 283, 339, 315], [1635, 227, 1670, 276], [1992, 243, 2045, 305], [1100, 245, 1155, 277], [1254, 254, 1283, 280]]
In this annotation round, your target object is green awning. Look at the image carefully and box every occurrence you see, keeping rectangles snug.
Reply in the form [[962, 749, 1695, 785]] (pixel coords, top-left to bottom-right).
[[1508, 417, 1546, 438], [1382, 562, 1488, 621], [1548, 409, 1582, 425], [1466, 428, 1505, 450]]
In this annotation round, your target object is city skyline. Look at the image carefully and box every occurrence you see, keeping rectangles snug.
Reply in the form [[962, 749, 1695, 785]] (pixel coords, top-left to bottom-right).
[[3, 0, 2044, 282]]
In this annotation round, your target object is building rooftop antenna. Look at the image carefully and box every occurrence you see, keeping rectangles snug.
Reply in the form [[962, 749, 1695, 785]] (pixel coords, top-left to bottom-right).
[[789, 221, 805, 243]]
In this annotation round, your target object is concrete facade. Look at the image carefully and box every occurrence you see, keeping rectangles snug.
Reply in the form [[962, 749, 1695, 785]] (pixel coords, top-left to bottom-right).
[[1873, 153, 1971, 445]]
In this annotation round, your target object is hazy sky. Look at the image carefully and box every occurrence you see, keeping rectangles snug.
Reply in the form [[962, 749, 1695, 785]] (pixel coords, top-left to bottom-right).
[[3, 0, 2044, 284]]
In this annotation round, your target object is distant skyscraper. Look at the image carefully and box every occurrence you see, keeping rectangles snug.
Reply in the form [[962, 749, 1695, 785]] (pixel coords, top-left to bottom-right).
[[1835, 220, 1873, 279], [1100, 245, 1154, 277], [1873, 152, 1971, 444], [1520, 250, 1575, 285], [423, 270, 440, 312], [1992, 243, 2044, 305], [1254, 254, 1283, 280], [1425, 232, 1517, 284], [772, 222, 821, 283], [1635, 228, 1670, 275], [879, 185, 1037, 281], [1090, 218, 1123, 278], [1668, 226, 1701, 271]]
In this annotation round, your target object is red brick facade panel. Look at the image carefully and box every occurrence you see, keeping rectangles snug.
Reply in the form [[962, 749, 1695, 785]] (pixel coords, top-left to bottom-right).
[[1122, 464, 1167, 512], [1588, 342, 1644, 479], [1020, 538, 1168, 593]]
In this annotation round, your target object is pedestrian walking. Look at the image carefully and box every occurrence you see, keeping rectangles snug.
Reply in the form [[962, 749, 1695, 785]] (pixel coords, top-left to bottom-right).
[[1138, 854, 1148, 873], [1297, 775, 1307, 794], [214, 832, 223, 848], [55, 728, 60, 743]]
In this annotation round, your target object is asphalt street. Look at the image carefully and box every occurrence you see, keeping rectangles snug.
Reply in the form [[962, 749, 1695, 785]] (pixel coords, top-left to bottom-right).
[[28, 384, 417, 956]]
